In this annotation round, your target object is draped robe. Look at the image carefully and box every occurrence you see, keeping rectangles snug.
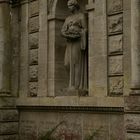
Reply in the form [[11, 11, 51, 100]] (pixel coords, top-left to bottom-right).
[[61, 12, 88, 90]]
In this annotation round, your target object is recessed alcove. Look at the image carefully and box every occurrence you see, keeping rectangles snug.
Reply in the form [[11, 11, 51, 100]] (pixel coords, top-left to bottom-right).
[[47, 0, 88, 96]]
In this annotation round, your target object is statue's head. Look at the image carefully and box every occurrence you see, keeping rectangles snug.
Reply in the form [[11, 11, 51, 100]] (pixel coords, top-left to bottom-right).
[[67, 0, 80, 12]]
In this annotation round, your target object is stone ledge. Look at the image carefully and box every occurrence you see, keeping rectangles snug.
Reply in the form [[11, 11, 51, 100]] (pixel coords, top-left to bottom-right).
[[17, 105, 124, 114], [16, 96, 124, 107]]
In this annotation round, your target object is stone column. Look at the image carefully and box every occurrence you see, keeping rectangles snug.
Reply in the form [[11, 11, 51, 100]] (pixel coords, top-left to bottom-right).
[[0, 0, 11, 95], [0, 2, 19, 140], [131, 0, 140, 93], [125, 1, 140, 139]]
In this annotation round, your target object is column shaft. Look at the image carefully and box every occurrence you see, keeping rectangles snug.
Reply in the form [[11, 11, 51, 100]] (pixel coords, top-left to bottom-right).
[[131, 0, 140, 92], [0, 0, 11, 94]]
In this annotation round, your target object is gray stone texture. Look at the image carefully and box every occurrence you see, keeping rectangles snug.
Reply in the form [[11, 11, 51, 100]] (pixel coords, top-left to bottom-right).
[[29, 0, 39, 17], [0, 110, 18, 122], [0, 122, 18, 135], [126, 114, 140, 131], [29, 65, 38, 82], [108, 14, 123, 34], [109, 76, 123, 95], [109, 56, 123, 75], [29, 49, 38, 65], [107, 0, 123, 14], [29, 16, 39, 33], [125, 96, 140, 112], [29, 82, 38, 97], [19, 111, 124, 140], [29, 33, 39, 49], [0, 0, 139, 139], [127, 133, 140, 140], [108, 34, 123, 54], [0, 135, 18, 140]]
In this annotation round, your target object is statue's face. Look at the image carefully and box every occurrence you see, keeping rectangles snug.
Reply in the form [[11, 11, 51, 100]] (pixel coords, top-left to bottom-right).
[[67, 0, 76, 12]]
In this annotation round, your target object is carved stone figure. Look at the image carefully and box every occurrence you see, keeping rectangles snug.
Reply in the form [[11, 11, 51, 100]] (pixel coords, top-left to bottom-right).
[[61, 0, 88, 92]]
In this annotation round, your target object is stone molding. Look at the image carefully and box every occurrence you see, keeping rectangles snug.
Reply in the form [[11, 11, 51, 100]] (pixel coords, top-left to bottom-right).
[[17, 105, 124, 113]]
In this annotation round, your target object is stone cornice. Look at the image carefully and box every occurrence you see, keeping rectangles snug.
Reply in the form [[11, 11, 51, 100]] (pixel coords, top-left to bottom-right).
[[17, 105, 124, 114]]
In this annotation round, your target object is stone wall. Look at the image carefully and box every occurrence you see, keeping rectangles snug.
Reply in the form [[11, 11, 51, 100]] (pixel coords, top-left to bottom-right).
[[0, 0, 137, 139], [0, 98, 19, 140], [19, 109, 124, 140], [16, 0, 126, 139], [0, 0, 20, 139]]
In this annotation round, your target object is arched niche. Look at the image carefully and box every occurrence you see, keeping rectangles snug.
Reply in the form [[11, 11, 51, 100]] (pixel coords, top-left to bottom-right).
[[47, 0, 88, 96]]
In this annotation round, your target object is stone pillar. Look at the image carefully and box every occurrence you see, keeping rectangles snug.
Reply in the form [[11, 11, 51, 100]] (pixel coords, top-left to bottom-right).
[[125, 1, 140, 139], [0, 0, 11, 95], [131, 0, 140, 93], [0, 1, 19, 140]]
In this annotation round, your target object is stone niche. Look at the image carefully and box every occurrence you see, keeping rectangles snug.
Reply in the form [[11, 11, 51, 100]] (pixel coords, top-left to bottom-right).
[[47, 0, 88, 96]]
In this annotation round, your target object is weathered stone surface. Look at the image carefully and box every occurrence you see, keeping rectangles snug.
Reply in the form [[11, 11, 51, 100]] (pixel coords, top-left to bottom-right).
[[29, 0, 39, 17], [0, 122, 18, 135], [29, 33, 38, 49], [125, 96, 140, 111], [29, 16, 39, 33], [0, 110, 18, 122], [127, 133, 140, 140], [29, 82, 38, 97], [19, 111, 125, 140], [109, 55, 123, 75], [108, 14, 123, 34], [125, 114, 140, 131], [0, 98, 16, 107], [107, 0, 123, 14], [0, 3, 11, 94], [109, 76, 123, 95], [29, 65, 38, 82], [108, 34, 123, 54], [0, 135, 18, 140], [29, 49, 38, 65]]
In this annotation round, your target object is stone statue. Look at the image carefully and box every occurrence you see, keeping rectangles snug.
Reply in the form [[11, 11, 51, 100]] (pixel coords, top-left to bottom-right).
[[61, 0, 88, 93]]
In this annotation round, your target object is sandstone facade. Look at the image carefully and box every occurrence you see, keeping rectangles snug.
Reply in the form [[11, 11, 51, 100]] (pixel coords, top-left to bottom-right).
[[0, 0, 139, 139]]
